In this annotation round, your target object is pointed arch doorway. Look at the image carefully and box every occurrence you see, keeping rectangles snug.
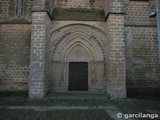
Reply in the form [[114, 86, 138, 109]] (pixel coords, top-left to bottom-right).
[[69, 62, 88, 91], [51, 25, 106, 93], [67, 44, 90, 91]]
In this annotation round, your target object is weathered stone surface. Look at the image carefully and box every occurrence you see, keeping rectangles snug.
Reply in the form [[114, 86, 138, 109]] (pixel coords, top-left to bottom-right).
[[104, 0, 125, 17], [0, 24, 31, 91], [105, 14, 126, 98], [32, 0, 54, 17], [53, 0, 104, 9], [124, 0, 160, 95], [50, 21, 106, 93], [29, 12, 51, 98], [124, 0, 157, 26], [0, 0, 160, 99], [52, 8, 105, 21]]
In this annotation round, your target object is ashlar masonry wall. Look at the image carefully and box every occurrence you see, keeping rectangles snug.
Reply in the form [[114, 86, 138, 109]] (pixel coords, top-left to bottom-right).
[[125, 0, 160, 95], [106, 14, 126, 98], [53, 0, 104, 9], [0, 0, 11, 20], [0, 24, 31, 91], [105, 0, 126, 98], [29, 12, 51, 98]]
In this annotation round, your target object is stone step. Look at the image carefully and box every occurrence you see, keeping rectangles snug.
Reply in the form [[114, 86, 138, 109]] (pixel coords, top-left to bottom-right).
[[45, 92, 109, 100]]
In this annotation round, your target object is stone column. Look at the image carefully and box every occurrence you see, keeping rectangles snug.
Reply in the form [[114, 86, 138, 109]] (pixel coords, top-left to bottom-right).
[[105, 0, 127, 99], [29, 12, 51, 98]]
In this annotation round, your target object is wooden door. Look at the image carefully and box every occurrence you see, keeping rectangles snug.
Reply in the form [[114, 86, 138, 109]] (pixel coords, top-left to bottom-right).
[[69, 62, 88, 91]]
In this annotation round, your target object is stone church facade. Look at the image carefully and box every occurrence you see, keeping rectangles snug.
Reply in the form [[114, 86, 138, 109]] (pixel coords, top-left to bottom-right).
[[0, 0, 160, 99]]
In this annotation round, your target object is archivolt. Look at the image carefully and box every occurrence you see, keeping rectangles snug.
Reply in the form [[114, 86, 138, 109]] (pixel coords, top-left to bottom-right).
[[63, 42, 93, 62], [51, 24, 106, 62]]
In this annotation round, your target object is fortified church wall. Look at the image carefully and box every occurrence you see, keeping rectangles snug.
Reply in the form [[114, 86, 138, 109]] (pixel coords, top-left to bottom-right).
[[0, 0, 160, 98]]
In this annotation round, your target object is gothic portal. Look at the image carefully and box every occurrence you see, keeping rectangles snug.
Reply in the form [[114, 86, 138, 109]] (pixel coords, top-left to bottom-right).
[[1, 0, 160, 99], [28, 0, 127, 99]]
